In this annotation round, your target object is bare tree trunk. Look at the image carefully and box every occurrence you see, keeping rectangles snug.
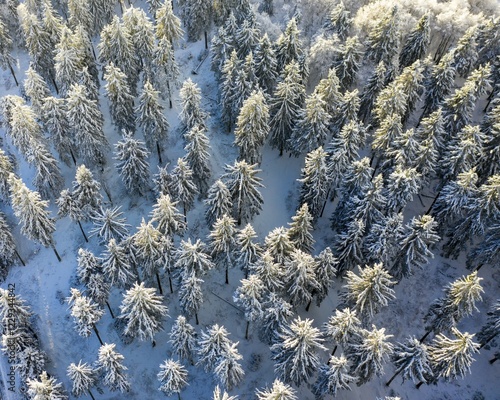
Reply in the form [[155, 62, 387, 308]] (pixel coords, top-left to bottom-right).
[[88, 389, 96, 400], [167, 81, 173, 109], [480, 332, 498, 349], [52, 245, 62, 262], [490, 355, 499, 364], [106, 301, 115, 319], [77, 220, 88, 242], [195, 312, 199, 325], [420, 330, 431, 343], [386, 367, 403, 387], [156, 272, 163, 295], [69, 148, 77, 166], [14, 248, 25, 266], [7, 62, 18, 86], [416, 381, 425, 389], [204, 31, 208, 49], [156, 141, 163, 165], [305, 299, 312, 312], [169, 274, 174, 294], [93, 325, 104, 345], [225, 265, 229, 285]]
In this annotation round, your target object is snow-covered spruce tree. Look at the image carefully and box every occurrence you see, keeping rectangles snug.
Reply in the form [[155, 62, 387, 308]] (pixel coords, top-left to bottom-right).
[[269, 61, 306, 156], [54, 26, 83, 97], [343, 263, 396, 321], [333, 218, 365, 277], [386, 337, 432, 386], [132, 219, 167, 292], [8, 101, 44, 156], [175, 238, 214, 278], [467, 222, 500, 271], [255, 379, 297, 400], [258, 293, 293, 345], [196, 324, 231, 372], [233, 274, 265, 339], [0, 211, 23, 270], [120, 282, 168, 343], [250, 251, 284, 295], [323, 307, 362, 357], [205, 180, 232, 229], [0, 18, 18, 85], [324, 1, 351, 41], [427, 328, 479, 382], [220, 50, 242, 132], [214, 341, 245, 391], [372, 114, 403, 165], [359, 61, 388, 124], [365, 6, 399, 65], [308, 246, 336, 305], [287, 203, 315, 253], [66, 83, 108, 165], [451, 26, 477, 78], [333, 35, 363, 91], [158, 359, 188, 398], [27, 371, 68, 400], [67, 361, 96, 399], [283, 249, 320, 310], [221, 160, 264, 225], [154, 165, 173, 196], [210, 25, 234, 83], [67, 0, 92, 34], [364, 212, 404, 267], [271, 316, 326, 386], [179, 78, 208, 133], [213, 385, 238, 400], [41, 96, 75, 165], [150, 194, 187, 238], [8, 174, 60, 261], [170, 315, 197, 364], [90, 206, 129, 244], [316, 67, 342, 117], [114, 131, 151, 196], [136, 80, 169, 162], [152, 37, 180, 108], [254, 33, 277, 95], [122, 6, 155, 72], [184, 125, 211, 194], [235, 18, 259, 59], [264, 227, 294, 265], [384, 165, 421, 213], [298, 146, 330, 221], [423, 272, 484, 340], [104, 63, 135, 133], [168, 158, 198, 218], [235, 223, 262, 278], [312, 355, 355, 398], [179, 0, 211, 46], [421, 54, 456, 119], [15, 346, 47, 381], [102, 238, 136, 289], [0, 149, 14, 202], [288, 91, 330, 157], [209, 214, 237, 284], [67, 290, 104, 344], [26, 141, 63, 199], [234, 89, 269, 165], [275, 17, 303, 72], [178, 271, 203, 325], [71, 165, 103, 221], [330, 89, 361, 137], [477, 300, 500, 348], [347, 325, 394, 385], [390, 215, 440, 280], [23, 65, 50, 116], [399, 14, 430, 71], [155, 0, 183, 46], [96, 343, 130, 393], [0, 288, 33, 330]]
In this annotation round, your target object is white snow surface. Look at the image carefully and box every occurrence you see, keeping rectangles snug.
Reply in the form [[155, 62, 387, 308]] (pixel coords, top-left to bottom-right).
[[1, 1, 500, 399]]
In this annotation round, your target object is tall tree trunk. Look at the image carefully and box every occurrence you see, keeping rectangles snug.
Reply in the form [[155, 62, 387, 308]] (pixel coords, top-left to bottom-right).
[[475, 263, 484, 272], [167, 81, 173, 109], [69, 148, 77, 166], [156, 141, 163, 165], [386, 367, 403, 387], [14, 248, 25, 266], [49, 71, 59, 94], [305, 299, 312, 312], [480, 332, 498, 349], [7, 62, 18, 86], [245, 321, 249, 340], [88, 389, 96, 400], [77, 220, 88, 242], [225, 265, 229, 285], [195, 312, 199, 325], [52, 245, 62, 262], [420, 330, 431, 343], [93, 325, 104, 345], [204, 31, 208, 49], [416, 381, 425, 389], [490, 355, 499, 364], [156, 272, 163, 295], [106, 301, 115, 319], [169, 274, 174, 294]]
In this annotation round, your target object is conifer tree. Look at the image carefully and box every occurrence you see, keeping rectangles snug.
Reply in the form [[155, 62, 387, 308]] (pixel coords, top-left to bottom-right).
[[364, 213, 404, 267], [399, 14, 430, 70], [169, 315, 197, 364], [66, 83, 108, 165], [385, 165, 421, 213], [325, 1, 351, 40], [233, 275, 265, 339], [477, 300, 500, 348], [154, 164, 173, 196], [313, 247, 338, 307], [269, 61, 305, 156], [184, 125, 211, 194], [158, 359, 189, 398], [258, 293, 294, 345], [96, 343, 130, 392], [179, 79, 207, 133], [312, 355, 355, 398], [255, 379, 297, 400], [275, 18, 303, 71], [298, 146, 331, 221], [428, 328, 479, 381], [220, 50, 242, 132], [24, 65, 50, 116], [386, 337, 432, 386], [209, 214, 237, 285], [175, 238, 214, 278], [67, 361, 96, 399], [213, 385, 238, 400], [235, 223, 262, 278], [114, 132, 151, 195], [343, 263, 396, 320], [15, 346, 47, 381], [284, 249, 320, 309], [169, 158, 198, 217], [286, 203, 314, 252], [0, 149, 14, 202], [90, 206, 129, 244], [8, 174, 60, 261], [197, 324, 232, 372], [57, 188, 88, 241], [0, 18, 18, 85], [120, 282, 168, 342], [451, 27, 478, 78], [222, 160, 264, 225], [347, 325, 394, 385], [27, 371, 68, 400], [0, 211, 23, 269], [178, 271, 203, 325], [0, 287, 33, 329], [323, 308, 361, 357], [334, 35, 363, 90], [421, 54, 456, 119], [254, 33, 278, 94], [251, 252, 285, 294], [271, 316, 326, 386], [71, 165, 103, 220], [359, 61, 387, 124], [235, 18, 259, 59], [264, 227, 294, 264], [211, 25, 234, 82], [102, 238, 136, 289], [153, 37, 180, 109], [205, 180, 232, 228], [150, 194, 187, 237], [67, 289, 104, 344], [365, 6, 400, 65], [104, 63, 135, 133], [122, 6, 155, 71], [234, 89, 269, 165], [214, 341, 245, 391], [333, 218, 365, 277], [155, 0, 183, 45], [8, 101, 44, 156], [54, 25, 84, 96], [136, 80, 169, 162], [27, 141, 64, 199]]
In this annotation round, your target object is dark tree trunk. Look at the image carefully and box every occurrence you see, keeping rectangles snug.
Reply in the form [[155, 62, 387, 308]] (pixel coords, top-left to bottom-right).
[[167, 81, 173, 109], [305, 299, 312, 312], [169, 274, 174, 294], [490, 355, 499, 364], [14, 248, 25, 266], [204, 31, 208, 49], [106, 301, 115, 319], [156, 141, 163, 165], [320, 188, 331, 218], [88, 389, 96, 400], [156, 272, 163, 295], [245, 320, 250, 340], [416, 381, 425, 389], [49, 71, 59, 94], [52, 245, 62, 262], [93, 325, 104, 345], [195, 312, 199, 325], [77, 220, 88, 242], [475, 263, 484, 272], [425, 187, 442, 215], [225, 265, 229, 285], [8, 62, 18, 86], [420, 330, 431, 343], [386, 367, 403, 387], [69, 148, 77, 166]]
